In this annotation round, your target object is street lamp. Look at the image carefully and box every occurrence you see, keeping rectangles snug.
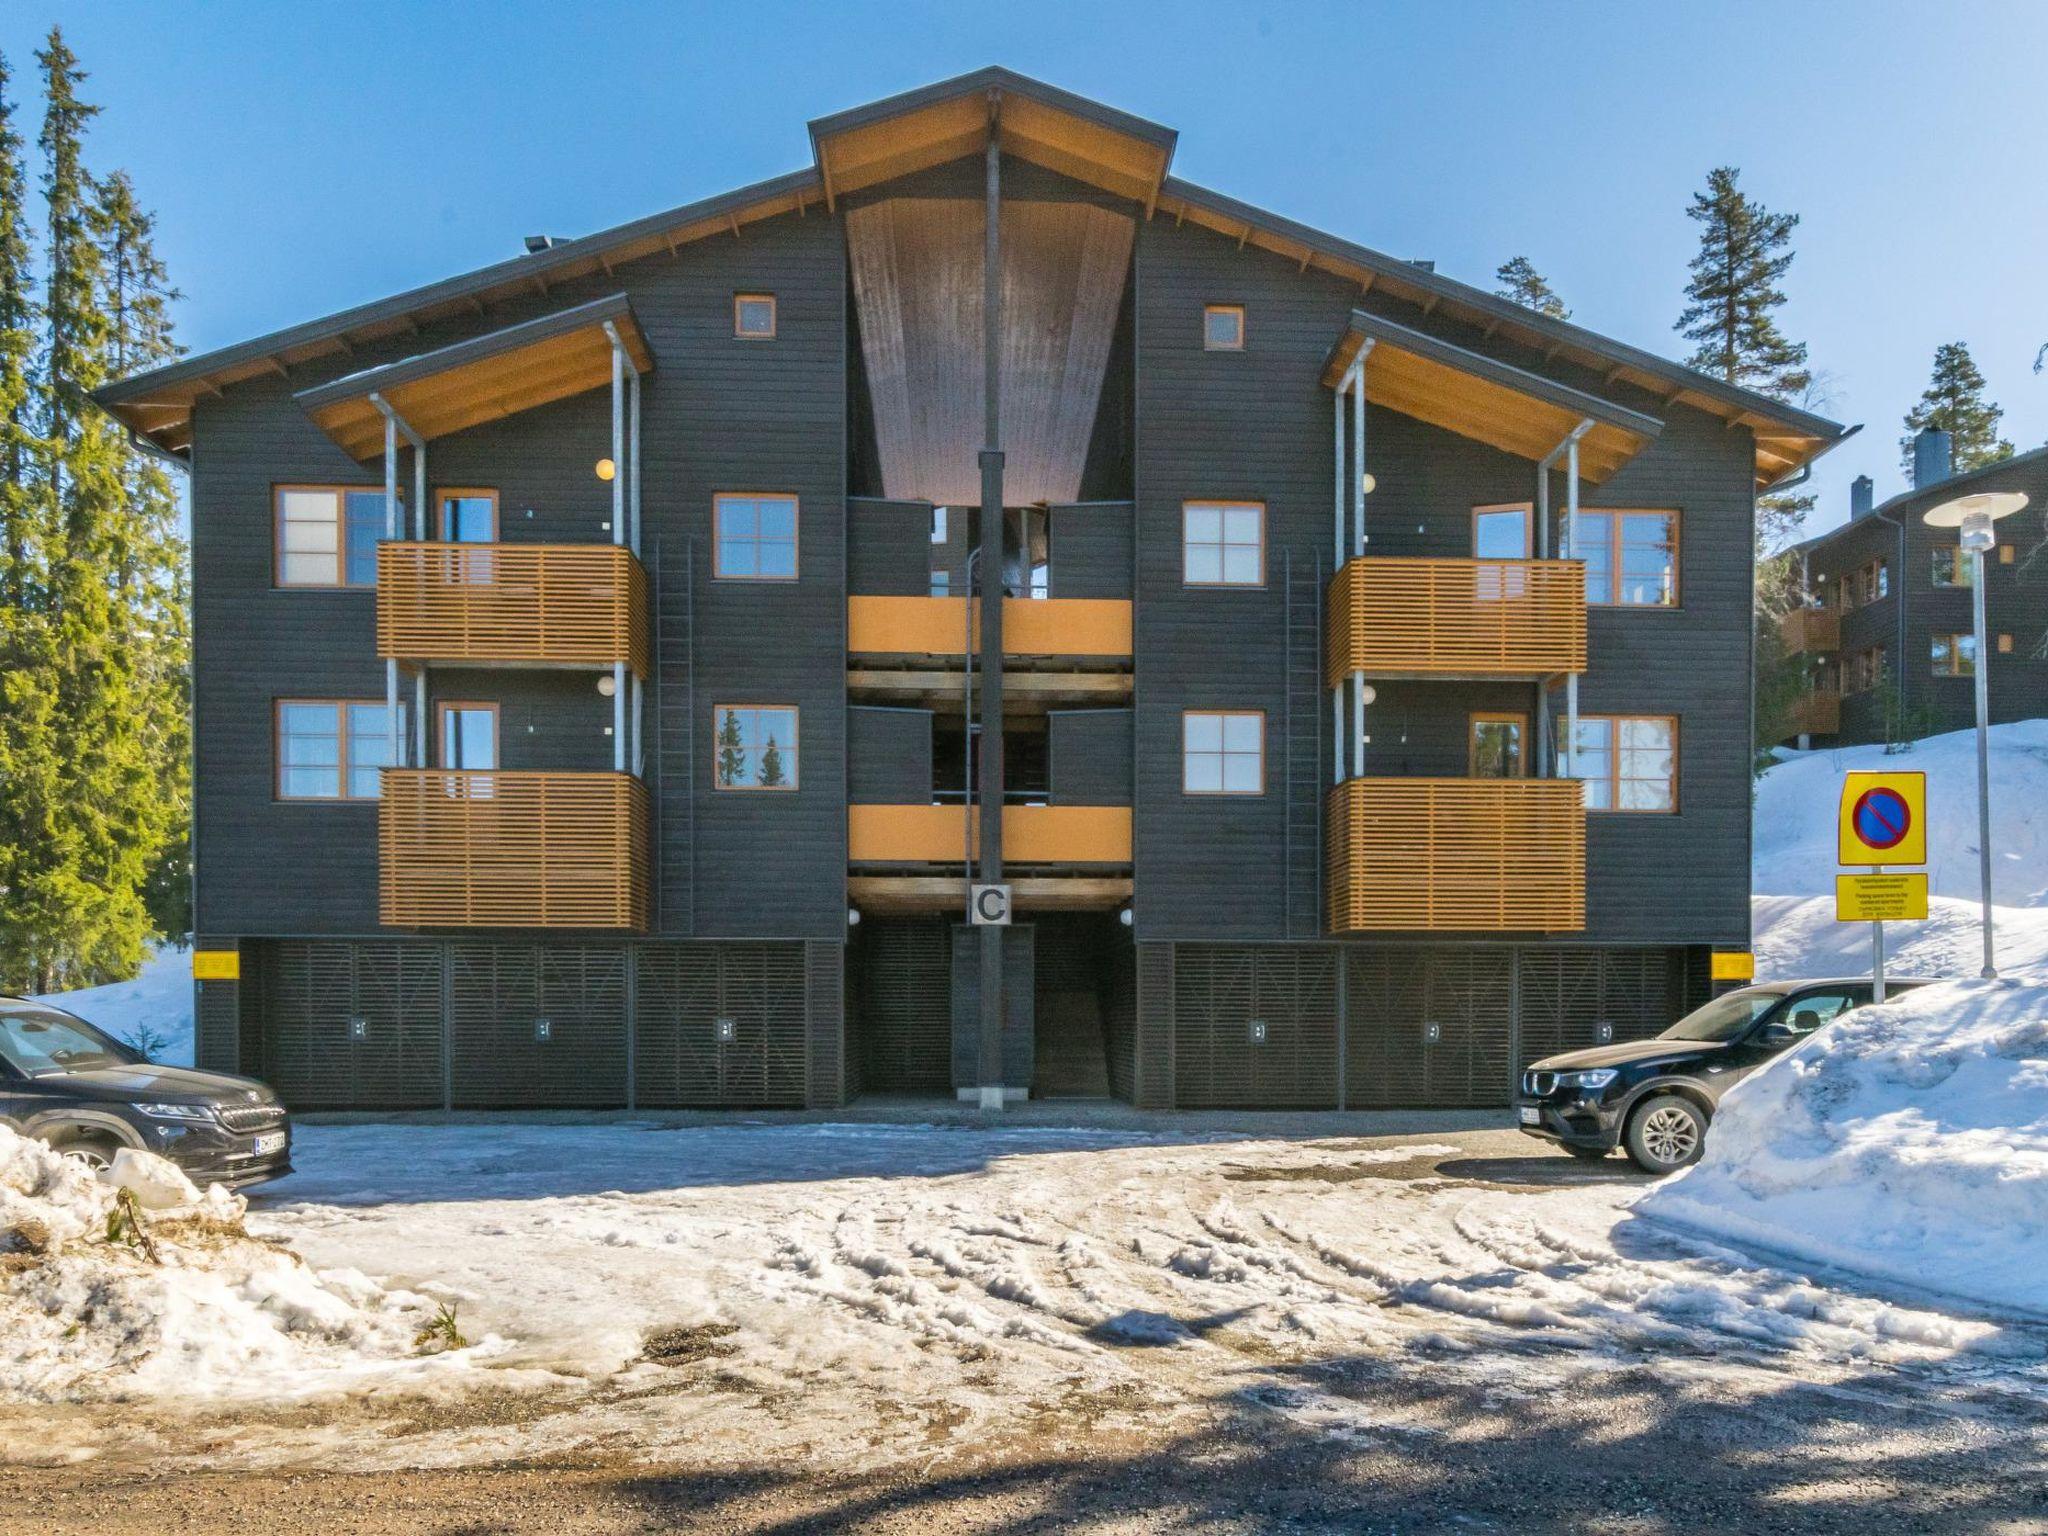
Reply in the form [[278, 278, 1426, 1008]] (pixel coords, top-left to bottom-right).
[[1922, 489, 2029, 977]]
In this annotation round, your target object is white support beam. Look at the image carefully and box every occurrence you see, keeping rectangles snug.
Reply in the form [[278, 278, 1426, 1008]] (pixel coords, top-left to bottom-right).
[[604, 321, 627, 548]]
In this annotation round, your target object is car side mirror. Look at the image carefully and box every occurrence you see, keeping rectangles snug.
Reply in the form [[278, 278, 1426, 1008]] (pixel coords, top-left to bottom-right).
[[1757, 1021, 1798, 1047]]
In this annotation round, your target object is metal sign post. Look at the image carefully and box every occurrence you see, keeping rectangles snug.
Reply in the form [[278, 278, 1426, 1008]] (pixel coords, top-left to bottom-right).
[[1871, 863, 1886, 1005]]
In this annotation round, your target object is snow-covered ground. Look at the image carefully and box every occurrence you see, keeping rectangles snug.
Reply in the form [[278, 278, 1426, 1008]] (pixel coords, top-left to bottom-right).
[[1643, 974, 2048, 1317], [1752, 721, 2048, 979], [14, 1120, 2041, 1477], [31, 942, 195, 1066]]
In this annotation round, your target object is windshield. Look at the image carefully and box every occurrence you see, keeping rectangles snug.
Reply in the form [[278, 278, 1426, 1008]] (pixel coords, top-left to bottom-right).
[[0, 1007, 142, 1076], [1660, 987, 1789, 1044]]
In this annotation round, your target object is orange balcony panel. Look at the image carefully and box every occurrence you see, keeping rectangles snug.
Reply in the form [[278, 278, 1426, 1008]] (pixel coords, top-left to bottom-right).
[[1326, 777, 1584, 934], [380, 769, 649, 931], [1779, 607, 1840, 655], [1788, 689, 1841, 737], [846, 596, 1132, 659], [1325, 557, 1585, 681], [377, 542, 650, 675], [847, 804, 1132, 864]]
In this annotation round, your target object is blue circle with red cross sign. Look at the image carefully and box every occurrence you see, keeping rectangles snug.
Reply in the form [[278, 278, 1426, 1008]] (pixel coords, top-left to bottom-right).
[[1851, 787, 1912, 851]]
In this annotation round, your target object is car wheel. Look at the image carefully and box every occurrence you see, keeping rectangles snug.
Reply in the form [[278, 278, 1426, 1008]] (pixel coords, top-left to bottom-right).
[[1563, 1145, 1611, 1162], [1624, 1095, 1707, 1175], [46, 1133, 118, 1173]]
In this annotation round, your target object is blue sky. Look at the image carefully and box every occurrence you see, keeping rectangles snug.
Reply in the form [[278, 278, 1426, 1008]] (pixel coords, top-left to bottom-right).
[[6, 0, 2044, 535]]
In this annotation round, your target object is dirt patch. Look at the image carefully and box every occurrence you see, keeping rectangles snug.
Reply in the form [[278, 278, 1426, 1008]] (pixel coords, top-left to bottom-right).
[[642, 1322, 741, 1366]]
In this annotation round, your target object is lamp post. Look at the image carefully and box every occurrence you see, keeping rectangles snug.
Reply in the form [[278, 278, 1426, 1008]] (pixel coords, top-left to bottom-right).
[[1922, 489, 2029, 978]]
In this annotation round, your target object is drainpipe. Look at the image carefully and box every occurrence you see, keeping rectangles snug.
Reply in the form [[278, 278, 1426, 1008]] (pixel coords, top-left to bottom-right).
[[369, 393, 426, 774], [603, 324, 629, 771], [1549, 419, 1594, 783]]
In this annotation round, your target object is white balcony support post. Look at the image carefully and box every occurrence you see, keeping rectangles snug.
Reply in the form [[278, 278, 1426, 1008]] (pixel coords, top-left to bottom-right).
[[1332, 688, 1343, 786], [1351, 669, 1366, 778], [1351, 349, 1370, 558], [380, 408, 401, 771], [1333, 367, 1345, 564], [627, 367, 643, 555], [412, 440, 426, 540], [612, 661, 627, 772], [605, 322, 627, 548], [630, 673, 644, 777], [415, 671, 428, 767], [1564, 428, 1584, 782]]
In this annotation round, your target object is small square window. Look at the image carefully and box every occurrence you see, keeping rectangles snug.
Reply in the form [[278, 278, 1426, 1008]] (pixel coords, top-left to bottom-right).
[[1998, 633, 2015, 655], [714, 494, 798, 580], [1183, 501, 1263, 586], [734, 293, 776, 339], [1184, 711, 1263, 795], [1203, 304, 1244, 351], [1999, 543, 2016, 565], [713, 705, 798, 790]]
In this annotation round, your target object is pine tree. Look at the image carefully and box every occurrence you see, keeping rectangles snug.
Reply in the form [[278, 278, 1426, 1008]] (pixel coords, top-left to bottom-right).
[[716, 709, 746, 787], [1494, 256, 1569, 321], [758, 733, 785, 788], [0, 48, 41, 607], [1900, 342, 2013, 478]]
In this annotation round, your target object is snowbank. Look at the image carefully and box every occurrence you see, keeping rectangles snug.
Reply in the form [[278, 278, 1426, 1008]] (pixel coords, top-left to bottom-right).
[[1753, 721, 2048, 979], [1638, 972, 2048, 1316], [0, 1126, 495, 1402], [32, 942, 195, 1066]]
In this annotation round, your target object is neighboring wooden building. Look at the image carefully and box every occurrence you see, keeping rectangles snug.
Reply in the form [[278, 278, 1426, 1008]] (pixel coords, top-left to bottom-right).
[[96, 68, 1850, 1111], [1777, 432, 2048, 749]]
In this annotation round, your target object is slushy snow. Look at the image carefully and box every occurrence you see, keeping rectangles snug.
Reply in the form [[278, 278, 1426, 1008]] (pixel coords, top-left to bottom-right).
[[0, 1125, 497, 1402], [32, 942, 195, 1066]]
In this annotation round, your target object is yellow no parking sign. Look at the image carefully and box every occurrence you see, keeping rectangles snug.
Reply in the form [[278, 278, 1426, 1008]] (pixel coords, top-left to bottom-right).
[[1837, 771, 1926, 867]]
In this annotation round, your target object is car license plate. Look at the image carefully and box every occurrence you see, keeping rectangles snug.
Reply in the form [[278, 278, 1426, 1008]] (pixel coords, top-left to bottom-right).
[[252, 1131, 286, 1156], [1518, 1106, 1541, 1126]]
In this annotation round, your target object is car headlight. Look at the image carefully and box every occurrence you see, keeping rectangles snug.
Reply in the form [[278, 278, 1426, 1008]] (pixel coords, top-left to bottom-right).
[[1556, 1069, 1617, 1092], [134, 1102, 217, 1124]]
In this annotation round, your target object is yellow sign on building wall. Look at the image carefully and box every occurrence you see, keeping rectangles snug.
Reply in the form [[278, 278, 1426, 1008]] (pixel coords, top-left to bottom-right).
[[191, 949, 240, 981]]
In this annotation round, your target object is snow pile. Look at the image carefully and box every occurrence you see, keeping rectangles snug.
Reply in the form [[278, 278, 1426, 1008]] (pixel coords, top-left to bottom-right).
[[0, 1126, 492, 1402], [1638, 972, 2048, 1315], [1753, 721, 2048, 979], [33, 941, 195, 1066]]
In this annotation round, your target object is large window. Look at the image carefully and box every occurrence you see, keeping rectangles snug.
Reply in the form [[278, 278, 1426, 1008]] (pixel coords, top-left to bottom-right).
[[1932, 547, 1974, 588], [713, 705, 798, 790], [275, 486, 395, 588], [1182, 501, 1264, 586], [713, 494, 798, 580], [1568, 509, 1678, 606], [1473, 504, 1532, 560], [1932, 633, 1977, 677], [276, 699, 407, 800], [1183, 711, 1263, 795], [1557, 714, 1677, 812]]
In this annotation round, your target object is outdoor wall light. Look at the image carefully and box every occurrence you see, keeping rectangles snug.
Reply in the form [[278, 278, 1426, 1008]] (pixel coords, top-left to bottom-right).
[[596, 674, 618, 698], [1119, 907, 1134, 928], [1358, 684, 1377, 706], [595, 457, 617, 482], [1360, 472, 1376, 495], [847, 908, 862, 926]]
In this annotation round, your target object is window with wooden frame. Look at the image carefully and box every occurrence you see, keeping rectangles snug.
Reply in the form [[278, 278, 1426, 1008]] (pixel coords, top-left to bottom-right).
[[1472, 503, 1533, 560], [435, 488, 499, 544], [1999, 543, 2016, 565], [733, 293, 777, 339], [276, 699, 407, 801], [1566, 509, 1679, 606], [1202, 304, 1245, 351], [437, 701, 499, 772], [1469, 712, 1529, 778], [1931, 632, 1977, 677], [1841, 645, 1885, 695], [1182, 501, 1264, 586], [713, 704, 798, 790], [1182, 710, 1263, 795], [1998, 633, 2015, 655], [713, 494, 798, 580], [1931, 546, 1975, 588], [274, 486, 398, 588], [1556, 714, 1677, 813]]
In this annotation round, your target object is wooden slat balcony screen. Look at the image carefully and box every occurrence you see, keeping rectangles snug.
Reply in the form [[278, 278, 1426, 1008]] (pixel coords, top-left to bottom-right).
[[380, 770, 650, 931], [847, 804, 1133, 864], [1326, 778, 1585, 933], [377, 543, 651, 676], [1778, 606, 1840, 655], [1325, 557, 1585, 682], [1788, 689, 1841, 737], [846, 596, 1133, 659]]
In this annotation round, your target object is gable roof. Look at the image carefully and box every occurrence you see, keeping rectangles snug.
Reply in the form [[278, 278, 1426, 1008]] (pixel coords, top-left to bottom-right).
[[96, 66, 1849, 486]]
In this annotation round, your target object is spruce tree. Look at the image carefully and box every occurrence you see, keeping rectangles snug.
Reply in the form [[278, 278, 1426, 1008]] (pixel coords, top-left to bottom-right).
[[1900, 342, 2013, 478], [758, 734, 785, 788], [1494, 256, 1569, 321], [1675, 166, 1815, 555], [716, 709, 746, 787], [0, 48, 41, 606]]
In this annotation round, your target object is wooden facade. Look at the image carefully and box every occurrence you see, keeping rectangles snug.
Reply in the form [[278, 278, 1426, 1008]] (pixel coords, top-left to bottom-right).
[[97, 68, 1846, 1111]]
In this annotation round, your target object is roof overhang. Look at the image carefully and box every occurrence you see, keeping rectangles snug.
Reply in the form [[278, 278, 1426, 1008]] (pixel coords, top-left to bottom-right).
[[808, 66, 1176, 213], [293, 294, 652, 460], [1324, 310, 1662, 484]]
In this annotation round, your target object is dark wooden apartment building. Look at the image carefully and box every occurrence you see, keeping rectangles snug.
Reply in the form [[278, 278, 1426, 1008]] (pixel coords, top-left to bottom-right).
[[1778, 430, 2048, 747], [97, 69, 1849, 1112]]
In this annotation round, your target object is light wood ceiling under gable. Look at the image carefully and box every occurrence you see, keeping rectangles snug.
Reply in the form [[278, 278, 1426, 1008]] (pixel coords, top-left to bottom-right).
[[849, 195, 1134, 506], [1324, 312, 1663, 485]]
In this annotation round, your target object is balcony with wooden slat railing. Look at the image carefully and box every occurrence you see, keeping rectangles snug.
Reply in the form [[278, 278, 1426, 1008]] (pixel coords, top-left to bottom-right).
[[1325, 557, 1585, 682], [377, 542, 650, 675], [847, 804, 1133, 864], [1778, 606, 1840, 656], [380, 769, 650, 931], [1786, 688, 1841, 737], [1326, 777, 1585, 933], [846, 596, 1132, 661]]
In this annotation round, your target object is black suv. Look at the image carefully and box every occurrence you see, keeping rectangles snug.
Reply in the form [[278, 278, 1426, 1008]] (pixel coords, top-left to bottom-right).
[[1516, 978, 1930, 1174], [0, 996, 292, 1188]]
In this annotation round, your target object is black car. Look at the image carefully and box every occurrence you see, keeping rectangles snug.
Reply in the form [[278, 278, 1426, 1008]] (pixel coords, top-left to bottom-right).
[[0, 996, 292, 1189], [1516, 977, 1930, 1175]]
